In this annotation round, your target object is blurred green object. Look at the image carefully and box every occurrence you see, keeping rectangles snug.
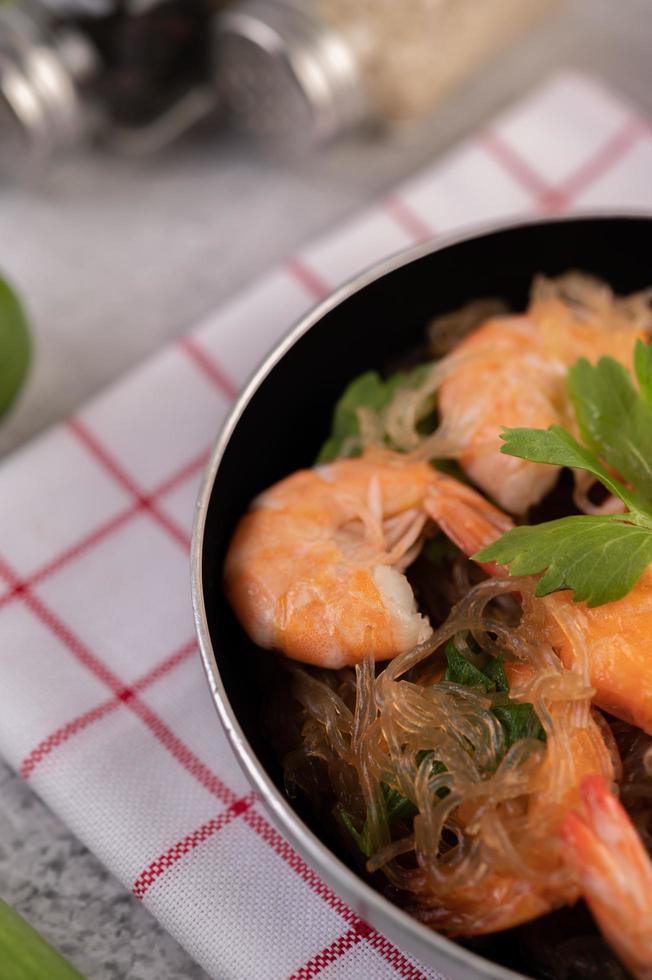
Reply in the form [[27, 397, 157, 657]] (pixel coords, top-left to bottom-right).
[[0, 898, 84, 979], [0, 276, 30, 420]]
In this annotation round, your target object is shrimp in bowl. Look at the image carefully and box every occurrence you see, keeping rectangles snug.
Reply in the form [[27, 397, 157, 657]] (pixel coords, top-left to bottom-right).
[[374, 273, 652, 514], [224, 449, 510, 668], [221, 270, 652, 979]]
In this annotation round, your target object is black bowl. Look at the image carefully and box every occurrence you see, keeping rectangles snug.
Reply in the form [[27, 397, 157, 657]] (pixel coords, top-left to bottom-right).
[[192, 214, 652, 980]]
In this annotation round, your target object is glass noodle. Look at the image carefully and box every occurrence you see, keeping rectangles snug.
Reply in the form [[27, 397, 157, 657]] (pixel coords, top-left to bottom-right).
[[285, 575, 614, 935]]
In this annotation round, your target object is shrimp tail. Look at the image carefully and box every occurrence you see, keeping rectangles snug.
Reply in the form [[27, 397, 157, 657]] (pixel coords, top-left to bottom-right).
[[562, 775, 652, 980], [424, 471, 513, 559]]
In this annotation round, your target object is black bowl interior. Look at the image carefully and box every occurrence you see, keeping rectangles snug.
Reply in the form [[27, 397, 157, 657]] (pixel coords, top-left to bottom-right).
[[201, 216, 652, 971]]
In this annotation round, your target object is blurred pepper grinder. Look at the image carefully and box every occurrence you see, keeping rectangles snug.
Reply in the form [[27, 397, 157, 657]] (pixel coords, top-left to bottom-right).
[[0, 0, 222, 178], [214, 0, 561, 149]]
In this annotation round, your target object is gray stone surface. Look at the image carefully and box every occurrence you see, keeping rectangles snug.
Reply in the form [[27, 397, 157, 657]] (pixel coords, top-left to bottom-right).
[[0, 757, 209, 979], [0, 1, 651, 978]]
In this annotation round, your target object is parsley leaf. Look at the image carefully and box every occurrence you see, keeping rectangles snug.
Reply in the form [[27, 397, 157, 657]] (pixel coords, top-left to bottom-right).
[[483, 655, 509, 693], [478, 514, 652, 606], [317, 371, 389, 463], [635, 340, 652, 405], [340, 782, 417, 858], [443, 640, 494, 689], [496, 425, 643, 514], [382, 784, 418, 823], [443, 641, 544, 751], [317, 365, 431, 463], [569, 352, 652, 510], [475, 341, 652, 607], [492, 702, 545, 746]]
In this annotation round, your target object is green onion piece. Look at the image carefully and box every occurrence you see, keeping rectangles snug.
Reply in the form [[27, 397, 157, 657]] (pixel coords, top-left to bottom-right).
[[0, 899, 84, 979]]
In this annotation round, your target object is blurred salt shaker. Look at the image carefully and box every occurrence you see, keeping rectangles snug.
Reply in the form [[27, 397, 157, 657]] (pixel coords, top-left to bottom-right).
[[0, 0, 221, 180], [0, 0, 100, 177], [215, 0, 560, 149]]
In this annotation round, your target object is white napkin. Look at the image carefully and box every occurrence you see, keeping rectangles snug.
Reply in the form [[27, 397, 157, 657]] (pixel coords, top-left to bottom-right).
[[0, 71, 651, 980]]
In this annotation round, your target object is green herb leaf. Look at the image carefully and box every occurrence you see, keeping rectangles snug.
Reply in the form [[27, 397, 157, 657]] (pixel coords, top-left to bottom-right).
[[316, 365, 431, 463], [317, 371, 388, 463], [483, 655, 509, 693], [340, 782, 416, 858], [478, 344, 652, 607], [444, 641, 545, 753], [443, 640, 494, 690], [492, 703, 545, 748], [0, 277, 30, 420], [476, 513, 652, 606], [499, 425, 639, 512], [635, 339, 652, 406], [339, 809, 373, 857], [382, 783, 418, 823], [569, 346, 652, 510]]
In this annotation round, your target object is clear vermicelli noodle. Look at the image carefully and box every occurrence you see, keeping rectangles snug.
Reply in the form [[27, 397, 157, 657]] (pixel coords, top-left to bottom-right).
[[285, 576, 613, 935]]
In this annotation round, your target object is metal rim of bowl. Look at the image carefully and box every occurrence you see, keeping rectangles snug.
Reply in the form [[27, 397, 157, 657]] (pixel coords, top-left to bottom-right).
[[191, 209, 651, 980]]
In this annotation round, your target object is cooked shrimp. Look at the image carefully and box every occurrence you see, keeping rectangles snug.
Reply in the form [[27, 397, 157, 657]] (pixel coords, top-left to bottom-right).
[[443, 487, 652, 735], [408, 723, 616, 936], [436, 274, 649, 514], [547, 577, 652, 735], [224, 450, 511, 668], [379, 274, 651, 515], [562, 775, 652, 980]]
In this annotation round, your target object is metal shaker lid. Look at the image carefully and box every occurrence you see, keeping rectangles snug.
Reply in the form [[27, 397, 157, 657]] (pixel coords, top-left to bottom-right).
[[0, 2, 99, 178], [213, 0, 370, 149]]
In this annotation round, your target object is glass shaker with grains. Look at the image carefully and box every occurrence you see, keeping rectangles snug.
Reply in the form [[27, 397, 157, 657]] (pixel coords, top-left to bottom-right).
[[215, 0, 560, 147]]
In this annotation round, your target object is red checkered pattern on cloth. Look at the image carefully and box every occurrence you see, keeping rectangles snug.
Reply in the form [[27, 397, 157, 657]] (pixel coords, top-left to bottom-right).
[[1, 72, 651, 980]]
